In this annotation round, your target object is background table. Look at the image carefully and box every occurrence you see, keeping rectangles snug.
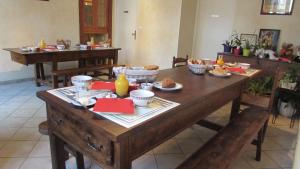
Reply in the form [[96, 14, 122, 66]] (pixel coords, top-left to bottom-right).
[[4, 48, 121, 86]]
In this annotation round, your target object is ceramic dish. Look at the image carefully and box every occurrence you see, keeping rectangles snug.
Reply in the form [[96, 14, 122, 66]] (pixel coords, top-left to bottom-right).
[[153, 82, 183, 91], [71, 98, 96, 107], [209, 70, 232, 77], [130, 89, 155, 107]]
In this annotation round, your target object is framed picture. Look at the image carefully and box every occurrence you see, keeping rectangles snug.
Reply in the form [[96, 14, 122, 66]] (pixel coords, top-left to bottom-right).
[[259, 29, 280, 51], [240, 34, 258, 47], [261, 0, 294, 15]]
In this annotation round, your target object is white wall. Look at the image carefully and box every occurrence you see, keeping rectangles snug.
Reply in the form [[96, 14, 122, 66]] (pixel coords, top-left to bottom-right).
[[177, 0, 197, 58], [193, 0, 300, 60], [192, 0, 237, 59], [0, 0, 79, 82], [114, 0, 183, 69]]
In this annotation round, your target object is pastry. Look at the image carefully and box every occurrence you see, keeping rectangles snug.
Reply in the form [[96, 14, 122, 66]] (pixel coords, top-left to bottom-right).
[[144, 65, 159, 70], [162, 78, 176, 88]]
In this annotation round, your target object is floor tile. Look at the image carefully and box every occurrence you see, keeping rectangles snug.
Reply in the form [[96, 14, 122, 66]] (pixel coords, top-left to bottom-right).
[[10, 108, 38, 118], [0, 141, 37, 157], [155, 154, 185, 169], [271, 136, 297, 149], [0, 128, 19, 141], [12, 128, 41, 141], [176, 138, 204, 156], [265, 150, 294, 168], [191, 125, 217, 141], [133, 154, 158, 169], [19, 157, 52, 169], [261, 137, 283, 150], [229, 157, 253, 169], [0, 117, 29, 128], [23, 117, 46, 128], [29, 141, 51, 157], [243, 151, 281, 169], [0, 158, 25, 169], [153, 139, 182, 154]]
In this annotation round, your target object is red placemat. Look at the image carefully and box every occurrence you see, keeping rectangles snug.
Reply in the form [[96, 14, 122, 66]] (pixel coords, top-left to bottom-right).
[[93, 98, 135, 114], [227, 67, 246, 74], [91, 81, 115, 91]]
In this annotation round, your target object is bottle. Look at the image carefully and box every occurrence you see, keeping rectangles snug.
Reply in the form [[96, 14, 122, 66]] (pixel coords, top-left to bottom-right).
[[115, 74, 129, 97], [90, 37, 95, 46], [39, 40, 46, 49], [217, 55, 224, 66]]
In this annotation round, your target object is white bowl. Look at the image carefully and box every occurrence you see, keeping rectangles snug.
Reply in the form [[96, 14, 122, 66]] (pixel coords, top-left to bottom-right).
[[57, 45, 65, 50], [71, 75, 92, 90], [140, 83, 153, 91], [239, 63, 250, 69], [130, 90, 154, 107]]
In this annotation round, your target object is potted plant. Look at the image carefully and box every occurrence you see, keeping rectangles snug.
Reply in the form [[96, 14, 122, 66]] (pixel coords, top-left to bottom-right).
[[242, 40, 251, 57], [280, 65, 299, 90], [222, 40, 233, 53], [231, 32, 242, 55]]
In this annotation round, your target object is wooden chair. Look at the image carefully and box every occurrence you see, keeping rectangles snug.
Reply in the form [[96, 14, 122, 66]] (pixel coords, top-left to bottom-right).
[[172, 55, 189, 68], [176, 107, 269, 169]]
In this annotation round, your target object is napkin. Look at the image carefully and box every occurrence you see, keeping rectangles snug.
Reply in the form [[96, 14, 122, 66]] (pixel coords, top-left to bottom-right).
[[93, 98, 135, 114], [91, 81, 115, 91], [227, 67, 246, 74]]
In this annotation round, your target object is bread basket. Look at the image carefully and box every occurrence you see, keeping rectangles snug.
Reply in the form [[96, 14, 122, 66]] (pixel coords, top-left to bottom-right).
[[188, 61, 207, 74], [113, 67, 159, 82]]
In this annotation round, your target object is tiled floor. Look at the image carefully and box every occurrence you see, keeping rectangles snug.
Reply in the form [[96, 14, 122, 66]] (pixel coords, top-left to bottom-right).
[[0, 80, 298, 169]]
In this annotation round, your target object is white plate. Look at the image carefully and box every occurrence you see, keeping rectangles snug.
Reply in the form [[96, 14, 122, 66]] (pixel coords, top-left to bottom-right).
[[153, 82, 183, 91], [209, 70, 232, 77], [71, 98, 96, 107]]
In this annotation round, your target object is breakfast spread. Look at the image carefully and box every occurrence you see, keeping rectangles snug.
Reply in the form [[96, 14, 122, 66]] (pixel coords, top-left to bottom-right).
[[162, 78, 176, 88]]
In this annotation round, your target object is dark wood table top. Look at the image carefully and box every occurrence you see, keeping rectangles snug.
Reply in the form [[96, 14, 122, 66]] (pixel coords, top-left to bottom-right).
[[3, 47, 121, 55], [37, 67, 248, 141]]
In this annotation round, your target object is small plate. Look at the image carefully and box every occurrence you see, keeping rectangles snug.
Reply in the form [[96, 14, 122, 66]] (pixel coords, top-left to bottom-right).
[[153, 82, 183, 91], [209, 70, 232, 77], [71, 98, 96, 107]]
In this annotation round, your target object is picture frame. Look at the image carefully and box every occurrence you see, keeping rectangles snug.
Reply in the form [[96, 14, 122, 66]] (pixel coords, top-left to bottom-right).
[[259, 29, 281, 51], [240, 34, 258, 47], [261, 0, 294, 15]]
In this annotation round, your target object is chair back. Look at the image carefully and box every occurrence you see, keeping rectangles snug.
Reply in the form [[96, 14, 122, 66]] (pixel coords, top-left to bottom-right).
[[172, 55, 189, 68]]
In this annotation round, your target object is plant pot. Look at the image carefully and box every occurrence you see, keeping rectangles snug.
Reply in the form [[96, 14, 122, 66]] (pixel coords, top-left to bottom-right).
[[223, 45, 232, 53], [243, 48, 251, 57], [280, 82, 297, 90], [278, 99, 296, 118], [233, 48, 241, 56]]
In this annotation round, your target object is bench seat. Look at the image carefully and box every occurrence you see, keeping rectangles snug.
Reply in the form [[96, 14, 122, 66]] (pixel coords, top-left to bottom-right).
[[176, 107, 269, 169]]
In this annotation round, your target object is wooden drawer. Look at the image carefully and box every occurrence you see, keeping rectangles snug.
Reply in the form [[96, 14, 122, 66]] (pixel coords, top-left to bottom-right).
[[47, 105, 114, 167], [11, 53, 27, 65]]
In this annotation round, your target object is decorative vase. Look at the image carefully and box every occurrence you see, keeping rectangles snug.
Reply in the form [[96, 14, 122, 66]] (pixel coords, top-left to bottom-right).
[[233, 47, 241, 56], [243, 48, 251, 57], [115, 73, 129, 97], [223, 45, 232, 53]]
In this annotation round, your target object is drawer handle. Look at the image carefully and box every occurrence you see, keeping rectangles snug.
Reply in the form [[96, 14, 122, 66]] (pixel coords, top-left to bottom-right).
[[85, 135, 103, 152]]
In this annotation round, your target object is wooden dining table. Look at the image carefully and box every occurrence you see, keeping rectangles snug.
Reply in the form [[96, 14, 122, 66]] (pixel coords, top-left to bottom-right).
[[37, 66, 249, 169], [4, 47, 121, 86]]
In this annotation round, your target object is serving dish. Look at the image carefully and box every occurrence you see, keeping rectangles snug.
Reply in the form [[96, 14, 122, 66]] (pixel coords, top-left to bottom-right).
[[113, 67, 159, 82], [153, 82, 183, 91]]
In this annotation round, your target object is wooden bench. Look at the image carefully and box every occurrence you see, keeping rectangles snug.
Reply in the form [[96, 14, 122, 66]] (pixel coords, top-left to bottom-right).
[[176, 107, 269, 169]]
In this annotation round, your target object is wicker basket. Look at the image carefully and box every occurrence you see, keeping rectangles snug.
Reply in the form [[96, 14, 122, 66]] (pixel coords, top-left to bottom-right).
[[113, 67, 159, 82], [188, 63, 207, 74]]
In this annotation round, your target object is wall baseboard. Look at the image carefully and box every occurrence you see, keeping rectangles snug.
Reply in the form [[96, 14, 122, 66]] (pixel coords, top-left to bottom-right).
[[0, 78, 35, 85]]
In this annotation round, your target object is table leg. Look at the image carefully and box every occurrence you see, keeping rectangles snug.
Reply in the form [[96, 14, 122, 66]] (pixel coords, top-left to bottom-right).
[[230, 95, 241, 120], [49, 133, 67, 169], [114, 140, 132, 169], [52, 62, 58, 89], [40, 63, 46, 80], [34, 63, 41, 87]]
